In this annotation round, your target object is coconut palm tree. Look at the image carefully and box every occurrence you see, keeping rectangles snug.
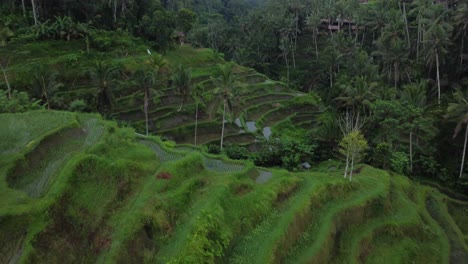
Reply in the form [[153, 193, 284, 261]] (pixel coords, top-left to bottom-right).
[[133, 68, 157, 136], [422, 6, 453, 105], [211, 63, 239, 151], [445, 89, 468, 178], [192, 84, 203, 146], [373, 38, 409, 89], [132, 54, 168, 136], [89, 60, 118, 114], [336, 76, 376, 115], [453, 3, 468, 67], [172, 65, 192, 112], [31, 70, 63, 110]]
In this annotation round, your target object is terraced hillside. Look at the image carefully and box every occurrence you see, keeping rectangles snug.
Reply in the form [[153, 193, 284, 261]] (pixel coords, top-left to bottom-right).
[[0, 111, 466, 263], [2, 41, 318, 147]]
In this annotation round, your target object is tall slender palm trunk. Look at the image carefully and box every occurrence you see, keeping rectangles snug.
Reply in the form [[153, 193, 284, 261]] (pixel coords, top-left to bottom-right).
[[1, 65, 11, 99], [460, 122, 468, 178], [31, 0, 38, 25], [220, 98, 226, 151], [194, 102, 198, 146], [410, 130, 413, 173], [144, 89, 149, 136], [21, 0, 26, 18], [436, 50, 441, 105]]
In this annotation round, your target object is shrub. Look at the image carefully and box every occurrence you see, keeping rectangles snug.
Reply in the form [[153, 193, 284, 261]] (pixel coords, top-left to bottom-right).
[[390, 151, 409, 175], [69, 99, 87, 112], [371, 143, 392, 170], [207, 144, 221, 155], [223, 144, 249, 160]]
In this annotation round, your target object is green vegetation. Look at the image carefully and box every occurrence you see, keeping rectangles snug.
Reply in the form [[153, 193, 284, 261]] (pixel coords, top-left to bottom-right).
[[0, 111, 466, 263], [0, 0, 467, 262]]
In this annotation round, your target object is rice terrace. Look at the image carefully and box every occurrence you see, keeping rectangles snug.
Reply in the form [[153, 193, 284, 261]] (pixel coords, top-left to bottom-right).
[[0, 0, 467, 263]]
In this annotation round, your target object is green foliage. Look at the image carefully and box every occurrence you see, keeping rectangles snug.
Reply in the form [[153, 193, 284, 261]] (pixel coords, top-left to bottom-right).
[[0, 90, 42, 113], [207, 144, 221, 154], [68, 99, 87, 112], [177, 8, 197, 33], [224, 144, 249, 160], [390, 152, 410, 175], [371, 143, 392, 170]]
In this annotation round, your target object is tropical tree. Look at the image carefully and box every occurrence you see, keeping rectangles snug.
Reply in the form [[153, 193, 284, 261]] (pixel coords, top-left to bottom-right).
[[0, 58, 11, 99], [31, 70, 63, 110], [339, 130, 368, 181], [132, 55, 168, 136], [89, 60, 118, 114], [445, 89, 468, 178], [172, 65, 192, 112], [133, 68, 157, 136], [453, 3, 468, 67], [336, 76, 376, 114], [211, 63, 239, 151], [373, 37, 409, 89], [192, 84, 203, 146], [422, 6, 453, 105]]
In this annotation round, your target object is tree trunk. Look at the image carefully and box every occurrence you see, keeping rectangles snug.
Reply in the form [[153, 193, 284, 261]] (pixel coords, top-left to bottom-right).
[[344, 148, 349, 179], [144, 89, 149, 136], [403, 2, 411, 49], [460, 122, 468, 178], [194, 102, 198, 146], [1, 65, 11, 99], [21, 0, 26, 18], [314, 28, 319, 59], [460, 30, 465, 66], [41, 76, 50, 110], [113, 0, 117, 24], [349, 155, 354, 181], [31, 0, 38, 25], [436, 50, 441, 105], [220, 98, 226, 151], [410, 130, 413, 173]]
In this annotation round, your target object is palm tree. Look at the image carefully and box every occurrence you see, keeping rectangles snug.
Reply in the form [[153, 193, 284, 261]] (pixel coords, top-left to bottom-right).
[[211, 63, 239, 151], [373, 38, 409, 89], [172, 65, 192, 112], [133, 68, 157, 136], [336, 76, 376, 114], [192, 84, 204, 146], [32, 70, 62, 110], [0, 58, 11, 99], [445, 89, 468, 178], [132, 55, 168, 136], [90, 60, 118, 114], [453, 3, 468, 67], [422, 6, 453, 105], [401, 80, 428, 109]]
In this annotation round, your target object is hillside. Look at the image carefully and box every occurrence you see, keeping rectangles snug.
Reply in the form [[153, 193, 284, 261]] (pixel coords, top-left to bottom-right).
[[1, 38, 317, 147], [1, 111, 466, 263]]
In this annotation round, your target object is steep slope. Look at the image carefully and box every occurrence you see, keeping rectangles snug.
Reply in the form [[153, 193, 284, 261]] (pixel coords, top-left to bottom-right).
[[0, 111, 466, 263]]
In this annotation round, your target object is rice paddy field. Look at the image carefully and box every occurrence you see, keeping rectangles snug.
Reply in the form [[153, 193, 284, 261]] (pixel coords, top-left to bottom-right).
[[0, 111, 466, 263]]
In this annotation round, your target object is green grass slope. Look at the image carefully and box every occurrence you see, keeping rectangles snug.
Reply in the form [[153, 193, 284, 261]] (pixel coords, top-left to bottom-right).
[[1, 38, 317, 146], [0, 111, 466, 263]]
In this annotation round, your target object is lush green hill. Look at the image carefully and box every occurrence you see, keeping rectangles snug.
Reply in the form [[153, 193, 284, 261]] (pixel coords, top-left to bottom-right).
[[1, 38, 318, 147], [1, 111, 466, 263]]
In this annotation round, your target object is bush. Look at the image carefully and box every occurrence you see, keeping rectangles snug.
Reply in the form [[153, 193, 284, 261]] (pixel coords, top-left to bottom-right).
[[223, 144, 249, 160], [390, 151, 409, 175], [0, 89, 42, 113], [371, 143, 392, 170], [207, 144, 221, 155], [69, 99, 87, 112]]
